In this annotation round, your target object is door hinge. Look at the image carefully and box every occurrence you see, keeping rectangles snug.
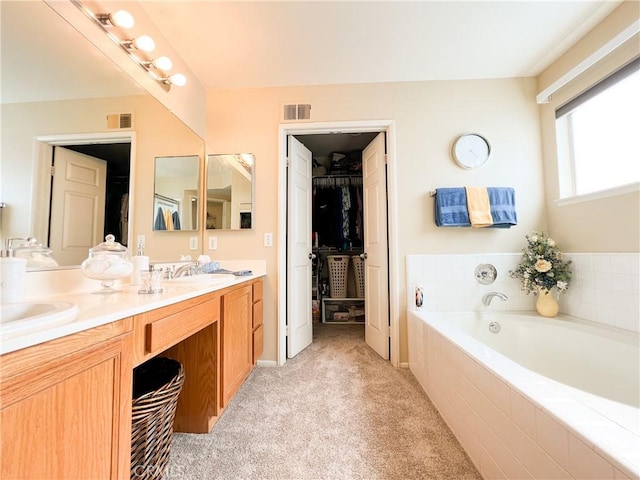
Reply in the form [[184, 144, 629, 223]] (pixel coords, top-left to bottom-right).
[[384, 154, 388, 165], [385, 325, 391, 337], [50, 165, 55, 176]]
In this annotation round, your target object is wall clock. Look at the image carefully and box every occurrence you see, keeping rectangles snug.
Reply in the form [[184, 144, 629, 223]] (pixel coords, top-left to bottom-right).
[[452, 133, 491, 169]]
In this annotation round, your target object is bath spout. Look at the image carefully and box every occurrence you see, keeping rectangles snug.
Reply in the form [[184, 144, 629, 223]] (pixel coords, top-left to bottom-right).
[[482, 292, 508, 306]]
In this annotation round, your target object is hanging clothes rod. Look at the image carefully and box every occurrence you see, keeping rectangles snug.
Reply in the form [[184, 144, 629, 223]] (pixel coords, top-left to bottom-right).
[[312, 175, 362, 187]]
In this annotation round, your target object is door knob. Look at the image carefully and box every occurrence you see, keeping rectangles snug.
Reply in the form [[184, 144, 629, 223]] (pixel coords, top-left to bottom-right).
[[360, 252, 367, 260], [308, 253, 316, 260]]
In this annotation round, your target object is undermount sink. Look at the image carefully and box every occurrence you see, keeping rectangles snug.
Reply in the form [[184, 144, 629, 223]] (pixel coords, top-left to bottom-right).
[[164, 273, 236, 284], [1, 301, 79, 339]]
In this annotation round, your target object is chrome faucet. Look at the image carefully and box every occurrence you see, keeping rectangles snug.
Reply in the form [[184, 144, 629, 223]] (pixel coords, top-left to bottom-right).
[[482, 292, 508, 306], [173, 261, 200, 278]]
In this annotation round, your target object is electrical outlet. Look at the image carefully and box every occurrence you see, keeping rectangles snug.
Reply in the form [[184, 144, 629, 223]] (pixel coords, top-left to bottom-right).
[[264, 233, 273, 247], [189, 236, 198, 251], [208, 236, 218, 250], [137, 235, 145, 249]]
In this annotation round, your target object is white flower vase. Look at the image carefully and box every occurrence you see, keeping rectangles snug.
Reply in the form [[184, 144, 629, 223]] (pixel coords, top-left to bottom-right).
[[536, 288, 559, 317]]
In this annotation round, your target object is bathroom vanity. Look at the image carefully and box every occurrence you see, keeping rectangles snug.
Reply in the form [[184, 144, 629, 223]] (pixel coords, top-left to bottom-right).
[[0, 274, 264, 479]]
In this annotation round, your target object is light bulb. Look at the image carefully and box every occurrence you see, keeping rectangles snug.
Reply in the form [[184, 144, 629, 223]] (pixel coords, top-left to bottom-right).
[[111, 10, 134, 28], [153, 56, 173, 71], [133, 35, 155, 52], [169, 73, 187, 87]]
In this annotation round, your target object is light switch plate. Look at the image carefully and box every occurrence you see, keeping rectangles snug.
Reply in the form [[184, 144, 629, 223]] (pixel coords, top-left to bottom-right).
[[208, 236, 218, 250], [189, 236, 198, 250]]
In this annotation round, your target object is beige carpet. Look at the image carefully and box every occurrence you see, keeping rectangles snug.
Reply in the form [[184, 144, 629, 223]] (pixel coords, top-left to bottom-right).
[[167, 324, 482, 480]]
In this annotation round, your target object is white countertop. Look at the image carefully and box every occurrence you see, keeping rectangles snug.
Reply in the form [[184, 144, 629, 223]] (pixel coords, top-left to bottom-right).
[[1, 261, 266, 356]]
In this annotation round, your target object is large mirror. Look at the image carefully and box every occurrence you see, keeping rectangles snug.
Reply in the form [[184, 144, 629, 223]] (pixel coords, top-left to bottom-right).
[[154, 156, 200, 231], [206, 154, 254, 230], [0, 1, 205, 267]]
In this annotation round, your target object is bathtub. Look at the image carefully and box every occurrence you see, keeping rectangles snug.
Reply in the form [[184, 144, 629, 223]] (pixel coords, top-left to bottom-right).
[[407, 309, 640, 480]]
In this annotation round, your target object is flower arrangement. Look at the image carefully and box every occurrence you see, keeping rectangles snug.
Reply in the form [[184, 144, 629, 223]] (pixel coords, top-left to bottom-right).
[[509, 231, 572, 296]]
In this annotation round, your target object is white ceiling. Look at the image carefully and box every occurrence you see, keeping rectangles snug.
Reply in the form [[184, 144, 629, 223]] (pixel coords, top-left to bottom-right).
[[0, 1, 622, 105], [139, 1, 622, 90]]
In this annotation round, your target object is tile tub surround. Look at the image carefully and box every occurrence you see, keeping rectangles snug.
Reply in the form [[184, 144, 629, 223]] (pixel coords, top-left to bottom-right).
[[406, 253, 639, 333], [407, 309, 639, 480]]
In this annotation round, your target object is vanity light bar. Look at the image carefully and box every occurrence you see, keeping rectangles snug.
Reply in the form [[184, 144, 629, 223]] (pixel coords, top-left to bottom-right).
[[71, 0, 186, 90]]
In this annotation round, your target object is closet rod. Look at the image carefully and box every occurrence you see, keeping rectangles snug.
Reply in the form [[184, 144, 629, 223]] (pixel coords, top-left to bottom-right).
[[312, 174, 362, 178]]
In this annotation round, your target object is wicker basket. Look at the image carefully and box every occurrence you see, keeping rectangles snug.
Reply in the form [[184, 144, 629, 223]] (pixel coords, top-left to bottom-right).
[[131, 357, 185, 480], [327, 255, 349, 298], [351, 255, 365, 298]]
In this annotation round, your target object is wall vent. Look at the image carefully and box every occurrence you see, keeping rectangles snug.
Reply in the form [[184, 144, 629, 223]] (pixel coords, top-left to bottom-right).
[[282, 104, 311, 121], [106, 113, 133, 129]]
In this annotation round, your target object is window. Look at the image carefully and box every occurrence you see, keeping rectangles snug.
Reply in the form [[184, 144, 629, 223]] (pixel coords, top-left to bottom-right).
[[555, 57, 640, 198]]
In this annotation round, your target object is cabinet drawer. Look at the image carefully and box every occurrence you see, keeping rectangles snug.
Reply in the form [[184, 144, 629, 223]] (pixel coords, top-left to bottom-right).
[[145, 295, 219, 356], [252, 280, 263, 303], [252, 300, 263, 329], [252, 324, 264, 364]]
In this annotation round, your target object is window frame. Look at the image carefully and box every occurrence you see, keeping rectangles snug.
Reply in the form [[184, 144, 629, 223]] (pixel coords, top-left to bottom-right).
[[554, 56, 640, 202]]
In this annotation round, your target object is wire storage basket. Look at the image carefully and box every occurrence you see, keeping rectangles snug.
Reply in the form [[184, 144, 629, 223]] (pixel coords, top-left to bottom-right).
[[131, 357, 185, 480], [327, 255, 349, 298], [351, 255, 365, 298]]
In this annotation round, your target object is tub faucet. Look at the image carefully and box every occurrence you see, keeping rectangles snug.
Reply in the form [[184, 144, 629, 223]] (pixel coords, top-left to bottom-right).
[[482, 292, 508, 306]]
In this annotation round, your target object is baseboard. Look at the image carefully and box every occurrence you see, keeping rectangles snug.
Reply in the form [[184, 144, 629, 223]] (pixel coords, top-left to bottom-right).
[[399, 362, 409, 369], [256, 359, 278, 367]]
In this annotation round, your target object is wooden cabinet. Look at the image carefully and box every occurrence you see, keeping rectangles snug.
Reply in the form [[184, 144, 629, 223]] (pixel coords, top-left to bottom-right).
[[0, 275, 264, 475], [252, 278, 264, 364], [0, 319, 133, 480], [220, 283, 253, 407], [133, 292, 220, 433], [219, 279, 264, 407]]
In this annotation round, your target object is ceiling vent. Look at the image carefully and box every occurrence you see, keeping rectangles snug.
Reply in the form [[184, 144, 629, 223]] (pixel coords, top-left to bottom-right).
[[106, 113, 133, 129], [282, 104, 311, 122]]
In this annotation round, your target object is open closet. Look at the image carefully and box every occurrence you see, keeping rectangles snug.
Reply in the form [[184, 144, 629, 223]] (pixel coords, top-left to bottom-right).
[[295, 132, 377, 327]]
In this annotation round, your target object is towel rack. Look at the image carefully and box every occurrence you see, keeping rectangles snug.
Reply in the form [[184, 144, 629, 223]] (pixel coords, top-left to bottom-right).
[[429, 191, 437, 197]]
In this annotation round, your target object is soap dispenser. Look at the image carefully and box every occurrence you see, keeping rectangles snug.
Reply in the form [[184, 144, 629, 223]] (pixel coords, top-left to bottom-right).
[[1, 239, 28, 303], [130, 238, 149, 286]]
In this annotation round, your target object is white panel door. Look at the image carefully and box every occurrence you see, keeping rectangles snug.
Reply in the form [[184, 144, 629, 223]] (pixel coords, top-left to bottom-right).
[[362, 132, 389, 359], [49, 147, 106, 266], [286, 136, 314, 358]]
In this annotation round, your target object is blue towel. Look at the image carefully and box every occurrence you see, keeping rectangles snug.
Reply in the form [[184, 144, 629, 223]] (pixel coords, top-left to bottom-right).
[[154, 207, 166, 230], [434, 188, 471, 227], [487, 187, 517, 228], [172, 211, 181, 230]]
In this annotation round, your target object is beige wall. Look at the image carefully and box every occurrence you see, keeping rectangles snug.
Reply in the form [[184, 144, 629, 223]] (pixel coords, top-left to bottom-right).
[[1, 95, 204, 260], [538, 0, 640, 252], [206, 77, 545, 363]]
